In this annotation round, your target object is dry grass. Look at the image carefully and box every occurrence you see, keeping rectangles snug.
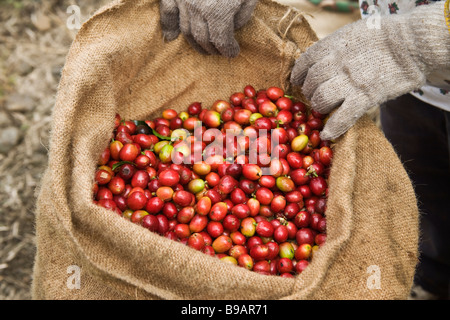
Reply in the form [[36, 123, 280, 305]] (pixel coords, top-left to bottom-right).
[[0, 0, 111, 300]]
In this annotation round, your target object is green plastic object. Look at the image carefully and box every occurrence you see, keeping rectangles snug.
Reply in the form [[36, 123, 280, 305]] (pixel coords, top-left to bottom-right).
[[307, 0, 360, 13]]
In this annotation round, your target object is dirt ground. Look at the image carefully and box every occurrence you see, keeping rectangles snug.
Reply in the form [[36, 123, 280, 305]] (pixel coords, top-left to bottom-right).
[[0, 0, 360, 300]]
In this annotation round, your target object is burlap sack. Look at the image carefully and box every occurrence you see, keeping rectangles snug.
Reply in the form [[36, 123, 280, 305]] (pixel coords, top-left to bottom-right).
[[31, 0, 419, 300]]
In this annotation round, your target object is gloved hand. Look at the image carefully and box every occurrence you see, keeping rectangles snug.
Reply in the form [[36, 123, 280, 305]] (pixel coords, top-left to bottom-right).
[[160, 0, 258, 58], [290, 1, 450, 141]]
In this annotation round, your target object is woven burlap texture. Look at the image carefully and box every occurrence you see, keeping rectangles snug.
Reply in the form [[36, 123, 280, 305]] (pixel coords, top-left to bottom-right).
[[31, 0, 418, 300]]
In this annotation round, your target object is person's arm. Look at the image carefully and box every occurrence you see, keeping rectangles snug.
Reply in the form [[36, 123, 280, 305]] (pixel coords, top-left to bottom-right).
[[160, 0, 258, 58], [290, 1, 450, 140]]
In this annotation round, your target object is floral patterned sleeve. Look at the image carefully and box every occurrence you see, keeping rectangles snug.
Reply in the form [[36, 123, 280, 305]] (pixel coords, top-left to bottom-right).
[[357, 0, 450, 111], [359, 0, 429, 17]]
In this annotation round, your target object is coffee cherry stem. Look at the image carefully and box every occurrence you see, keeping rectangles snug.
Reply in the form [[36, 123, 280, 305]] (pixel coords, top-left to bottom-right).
[[306, 166, 318, 178]]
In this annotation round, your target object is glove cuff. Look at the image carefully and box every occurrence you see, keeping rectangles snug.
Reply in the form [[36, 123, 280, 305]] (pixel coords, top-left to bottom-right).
[[408, 1, 450, 74]]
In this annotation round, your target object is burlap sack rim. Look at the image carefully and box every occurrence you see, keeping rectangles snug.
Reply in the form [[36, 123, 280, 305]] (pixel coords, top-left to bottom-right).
[[34, 0, 320, 300], [32, 0, 417, 300]]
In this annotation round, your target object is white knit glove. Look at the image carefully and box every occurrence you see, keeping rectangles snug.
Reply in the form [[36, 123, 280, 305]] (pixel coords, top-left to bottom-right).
[[160, 0, 258, 58], [290, 1, 450, 140]]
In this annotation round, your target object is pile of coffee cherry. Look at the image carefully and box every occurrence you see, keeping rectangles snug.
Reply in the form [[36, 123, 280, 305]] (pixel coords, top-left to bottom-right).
[[93, 85, 332, 277]]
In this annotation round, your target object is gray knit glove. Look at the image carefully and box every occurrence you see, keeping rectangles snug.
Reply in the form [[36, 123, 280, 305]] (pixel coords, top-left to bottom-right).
[[291, 1, 450, 141], [160, 0, 258, 58]]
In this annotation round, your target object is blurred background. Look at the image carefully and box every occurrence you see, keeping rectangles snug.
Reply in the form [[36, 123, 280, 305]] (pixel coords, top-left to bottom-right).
[[0, 0, 360, 300]]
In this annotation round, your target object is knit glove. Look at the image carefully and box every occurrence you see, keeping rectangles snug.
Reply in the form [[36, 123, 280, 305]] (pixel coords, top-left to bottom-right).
[[160, 0, 258, 58], [290, 1, 450, 141]]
